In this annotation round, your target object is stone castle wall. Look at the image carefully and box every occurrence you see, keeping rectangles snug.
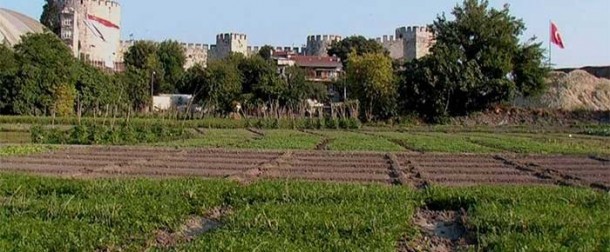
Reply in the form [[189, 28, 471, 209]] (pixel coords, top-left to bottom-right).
[[117, 40, 208, 69], [376, 26, 434, 61], [210, 33, 248, 60], [59, 0, 121, 68], [306, 35, 342, 56], [117, 26, 433, 69]]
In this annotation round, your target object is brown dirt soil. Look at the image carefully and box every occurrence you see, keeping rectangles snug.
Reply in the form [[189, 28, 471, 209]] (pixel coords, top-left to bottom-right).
[[399, 209, 474, 252], [517, 155, 610, 190], [516, 70, 610, 111], [451, 105, 609, 127], [154, 206, 232, 249], [0, 146, 606, 188], [399, 154, 553, 186]]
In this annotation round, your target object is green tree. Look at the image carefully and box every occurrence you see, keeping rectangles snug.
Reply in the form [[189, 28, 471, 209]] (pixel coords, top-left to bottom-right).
[[202, 61, 242, 113], [400, 0, 549, 122], [40, 0, 61, 36], [123, 40, 164, 97], [12, 33, 77, 116], [75, 62, 125, 114], [282, 66, 327, 108], [346, 52, 397, 121], [237, 55, 285, 104], [258, 45, 275, 61], [180, 61, 241, 114], [328, 36, 388, 66], [0, 44, 18, 113], [124, 41, 158, 69], [157, 40, 186, 93], [121, 66, 150, 111]]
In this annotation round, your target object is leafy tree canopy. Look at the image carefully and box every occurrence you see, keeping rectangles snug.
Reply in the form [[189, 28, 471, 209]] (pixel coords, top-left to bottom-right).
[[258, 45, 275, 61], [328, 36, 388, 66], [346, 52, 397, 121], [40, 0, 61, 36], [157, 40, 186, 93], [12, 33, 77, 116], [400, 0, 548, 122]]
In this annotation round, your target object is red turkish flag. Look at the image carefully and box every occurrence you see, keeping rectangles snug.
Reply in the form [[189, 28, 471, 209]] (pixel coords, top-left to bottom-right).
[[550, 22, 565, 49]]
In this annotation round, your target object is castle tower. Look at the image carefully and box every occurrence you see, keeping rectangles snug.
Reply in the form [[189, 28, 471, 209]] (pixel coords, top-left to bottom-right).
[[58, 0, 122, 70], [305, 35, 342, 56], [395, 26, 433, 61], [211, 33, 248, 60]]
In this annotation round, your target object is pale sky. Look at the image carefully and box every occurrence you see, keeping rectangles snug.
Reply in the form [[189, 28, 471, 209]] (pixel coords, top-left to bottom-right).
[[2, 0, 609, 68]]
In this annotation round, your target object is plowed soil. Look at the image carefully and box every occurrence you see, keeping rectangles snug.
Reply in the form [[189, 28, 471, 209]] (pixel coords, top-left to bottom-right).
[[1, 146, 608, 188]]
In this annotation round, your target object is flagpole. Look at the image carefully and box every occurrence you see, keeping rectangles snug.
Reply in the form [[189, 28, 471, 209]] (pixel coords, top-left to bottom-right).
[[549, 20, 552, 68]]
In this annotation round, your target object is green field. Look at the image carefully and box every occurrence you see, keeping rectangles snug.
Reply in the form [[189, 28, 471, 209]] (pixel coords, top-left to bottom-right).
[[0, 145, 53, 157], [2, 124, 609, 154], [0, 174, 608, 251], [158, 129, 609, 155]]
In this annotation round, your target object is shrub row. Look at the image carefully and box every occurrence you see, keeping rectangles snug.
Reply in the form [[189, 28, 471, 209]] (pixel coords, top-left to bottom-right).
[[31, 123, 191, 145], [582, 127, 610, 137], [2, 116, 361, 130]]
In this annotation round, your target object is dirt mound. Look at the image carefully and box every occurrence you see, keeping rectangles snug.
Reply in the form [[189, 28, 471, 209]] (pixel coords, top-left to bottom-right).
[[516, 70, 610, 111], [452, 106, 609, 126]]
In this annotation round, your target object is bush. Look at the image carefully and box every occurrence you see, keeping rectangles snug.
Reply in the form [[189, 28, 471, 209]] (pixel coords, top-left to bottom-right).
[[30, 122, 191, 145]]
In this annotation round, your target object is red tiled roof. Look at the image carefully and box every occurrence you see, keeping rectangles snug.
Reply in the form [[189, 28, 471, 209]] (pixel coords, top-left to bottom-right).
[[291, 55, 342, 68]]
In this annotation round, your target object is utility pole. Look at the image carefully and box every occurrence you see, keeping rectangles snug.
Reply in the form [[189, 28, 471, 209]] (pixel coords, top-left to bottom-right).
[[150, 71, 156, 113]]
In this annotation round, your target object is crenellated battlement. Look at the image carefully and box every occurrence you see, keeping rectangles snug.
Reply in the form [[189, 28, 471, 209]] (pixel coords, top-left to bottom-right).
[[396, 26, 429, 35], [216, 33, 248, 42], [59, 0, 120, 8], [375, 35, 400, 43], [181, 42, 209, 50], [307, 34, 342, 43]]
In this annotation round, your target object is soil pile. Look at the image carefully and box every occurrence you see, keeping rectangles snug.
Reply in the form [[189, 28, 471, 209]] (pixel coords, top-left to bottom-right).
[[515, 70, 610, 111]]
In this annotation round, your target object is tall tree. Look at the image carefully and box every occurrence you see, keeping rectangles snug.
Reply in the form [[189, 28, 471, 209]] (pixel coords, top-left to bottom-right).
[[123, 41, 164, 97], [328, 36, 387, 66], [400, 0, 548, 122], [157, 40, 186, 93], [282, 66, 327, 108], [257, 45, 274, 61], [12, 33, 77, 116], [346, 52, 397, 121], [237, 55, 285, 104], [75, 62, 125, 114], [180, 61, 241, 114], [0, 45, 18, 113], [40, 0, 61, 36]]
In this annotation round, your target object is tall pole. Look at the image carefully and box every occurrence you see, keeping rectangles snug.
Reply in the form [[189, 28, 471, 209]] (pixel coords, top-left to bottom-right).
[[548, 20, 552, 68], [150, 71, 156, 113]]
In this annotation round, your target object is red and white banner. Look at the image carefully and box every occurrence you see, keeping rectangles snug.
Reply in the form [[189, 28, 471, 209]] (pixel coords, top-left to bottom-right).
[[83, 14, 120, 68], [83, 14, 119, 42], [550, 22, 565, 49]]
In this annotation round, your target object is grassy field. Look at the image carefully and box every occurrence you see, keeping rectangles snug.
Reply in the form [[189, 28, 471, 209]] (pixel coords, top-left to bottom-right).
[[0, 145, 53, 157], [0, 131, 30, 144], [424, 186, 610, 250], [0, 174, 608, 251], [1, 123, 608, 154], [157, 129, 609, 155]]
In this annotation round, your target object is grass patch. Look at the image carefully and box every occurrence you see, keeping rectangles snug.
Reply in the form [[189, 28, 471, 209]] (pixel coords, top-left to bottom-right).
[[314, 131, 404, 152], [158, 129, 255, 148], [423, 186, 610, 251], [0, 132, 31, 144], [0, 175, 609, 251], [373, 131, 498, 153], [240, 130, 322, 150], [176, 181, 416, 251], [0, 145, 52, 157], [0, 175, 235, 251], [466, 133, 610, 155]]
